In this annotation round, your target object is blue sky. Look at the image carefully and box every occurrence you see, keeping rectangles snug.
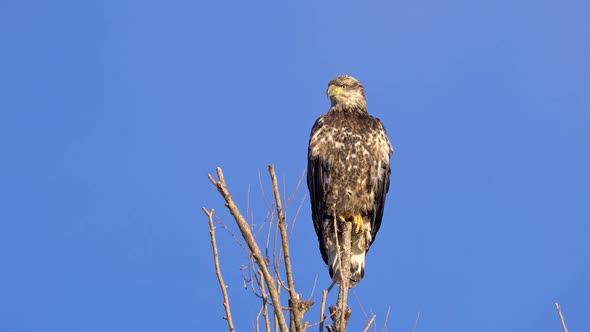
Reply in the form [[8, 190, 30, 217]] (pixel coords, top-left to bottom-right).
[[1, 0, 589, 331]]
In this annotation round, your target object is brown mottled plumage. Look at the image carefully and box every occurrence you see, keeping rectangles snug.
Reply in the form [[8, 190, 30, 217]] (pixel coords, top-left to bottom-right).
[[307, 75, 393, 287]]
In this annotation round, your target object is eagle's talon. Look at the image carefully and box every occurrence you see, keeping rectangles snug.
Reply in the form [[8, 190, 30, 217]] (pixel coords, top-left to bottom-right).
[[353, 214, 364, 234], [337, 215, 363, 233]]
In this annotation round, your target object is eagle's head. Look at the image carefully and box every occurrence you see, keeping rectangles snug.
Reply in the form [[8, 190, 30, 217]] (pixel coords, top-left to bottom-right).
[[327, 75, 367, 111]]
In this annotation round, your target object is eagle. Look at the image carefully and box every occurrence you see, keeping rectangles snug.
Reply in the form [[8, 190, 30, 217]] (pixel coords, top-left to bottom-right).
[[307, 75, 393, 287]]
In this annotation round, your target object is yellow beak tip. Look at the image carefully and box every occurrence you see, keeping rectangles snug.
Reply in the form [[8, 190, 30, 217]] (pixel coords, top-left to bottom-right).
[[328, 85, 344, 97]]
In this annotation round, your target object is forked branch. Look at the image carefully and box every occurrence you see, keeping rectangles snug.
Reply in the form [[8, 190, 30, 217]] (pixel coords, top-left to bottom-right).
[[203, 208, 235, 332], [269, 165, 308, 332], [206, 166, 365, 331], [208, 168, 290, 332]]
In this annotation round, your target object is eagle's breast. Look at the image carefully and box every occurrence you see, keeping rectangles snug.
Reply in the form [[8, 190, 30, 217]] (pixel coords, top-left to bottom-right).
[[310, 112, 391, 216]]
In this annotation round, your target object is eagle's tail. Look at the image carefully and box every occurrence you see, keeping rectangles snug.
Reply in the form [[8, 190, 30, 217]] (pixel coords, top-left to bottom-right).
[[349, 249, 366, 286], [328, 246, 366, 288]]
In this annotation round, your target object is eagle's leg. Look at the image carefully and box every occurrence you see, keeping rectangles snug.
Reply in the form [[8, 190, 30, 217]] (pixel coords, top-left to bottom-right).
[[337, 214, 365, 234]]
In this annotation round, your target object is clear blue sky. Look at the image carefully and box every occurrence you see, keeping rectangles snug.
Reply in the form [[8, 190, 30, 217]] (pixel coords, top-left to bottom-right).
[[1, 1, 589, 331]]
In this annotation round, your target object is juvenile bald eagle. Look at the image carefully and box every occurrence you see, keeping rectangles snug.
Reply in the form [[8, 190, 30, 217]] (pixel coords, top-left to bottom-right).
[[307, 75, 393, 287]]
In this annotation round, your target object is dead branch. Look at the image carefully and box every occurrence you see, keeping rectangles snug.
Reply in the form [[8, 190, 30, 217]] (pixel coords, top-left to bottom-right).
[[328, 220, 352, 332], [555, 303, 568, 332], [208, 168, 289, 332], [362, 315, 377, 332], [289, 193, 308, 239], [381, 306, 391, 332], [337, 220, 352, 331], [259, 270, 271, 332], [411, 310, 420, 332], [203, 208, 236, 332], [206, 166, 392, 331], [286, 168, 307, 209], [269, 164, 307, 332], [353, 290, 369, 323], [318, 289, 329, 332], [213, 215, 249, 255]]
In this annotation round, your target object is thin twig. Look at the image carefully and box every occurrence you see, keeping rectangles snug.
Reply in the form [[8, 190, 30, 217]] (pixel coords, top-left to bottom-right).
[[272, 209, 283, 289], [269, 164, 304, 332], [259, 271, 271, 332], [258, 169, 276, 265], [353, 290, 369, 323], [213, 215, 249, 255], [256, 304, 263, 332], [381, 306, 391, 332], [258, 168, 273, 214], [246, 183, 251, 226], [208, 168, 289, 332], [202, 208, 235, 332], [411, 311, 420, 332], [555, 303, 569, 332], [265, 210, 273, 259], [309, 275, 318, 300], [362, 315, 377, 332], [318, 289, 329, 332], [308, 284, 336, 332], [286, 168, 307, 208], [289, 192, 308, 239]]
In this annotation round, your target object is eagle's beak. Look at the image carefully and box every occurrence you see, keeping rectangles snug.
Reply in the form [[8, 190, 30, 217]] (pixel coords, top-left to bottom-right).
[[327, 85, 346, 97]]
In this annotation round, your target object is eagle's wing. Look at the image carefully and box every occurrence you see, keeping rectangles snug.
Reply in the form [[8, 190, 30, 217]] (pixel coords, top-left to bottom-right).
[[307, 117, 330, 264], [367, 120, 392, 246], [369, 160, 390, 245]]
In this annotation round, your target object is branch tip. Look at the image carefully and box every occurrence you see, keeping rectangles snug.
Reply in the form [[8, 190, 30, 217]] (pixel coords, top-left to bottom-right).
[[204, 207, 235, 332], [362, 315, 376, 332], [555, 302, 568, 332]]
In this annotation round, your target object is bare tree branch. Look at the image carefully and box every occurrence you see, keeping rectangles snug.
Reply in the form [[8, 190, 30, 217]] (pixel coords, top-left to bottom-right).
[[308, 287, 338, 331], [309, 275, 318, 300], [289, 193, 308, 239], [286, 168, 307, 209], [353, 290, 369, 323], [258, 168, 273, 215], [208, 166, 395, 332], [202, 208, 235, 332], [213, 215, 249, 255], [318, 289, 329, 332], [269, 164, 305, 332], [362, 315, 377, 332], [555, 303, 568, 332], [336, 221, 352, 332], [208, 168, 289, 332], [381, 306, 391, 332], [411, 311, 420, 332], [327, 220, 352, 332], [258, 271, 271, 332]]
